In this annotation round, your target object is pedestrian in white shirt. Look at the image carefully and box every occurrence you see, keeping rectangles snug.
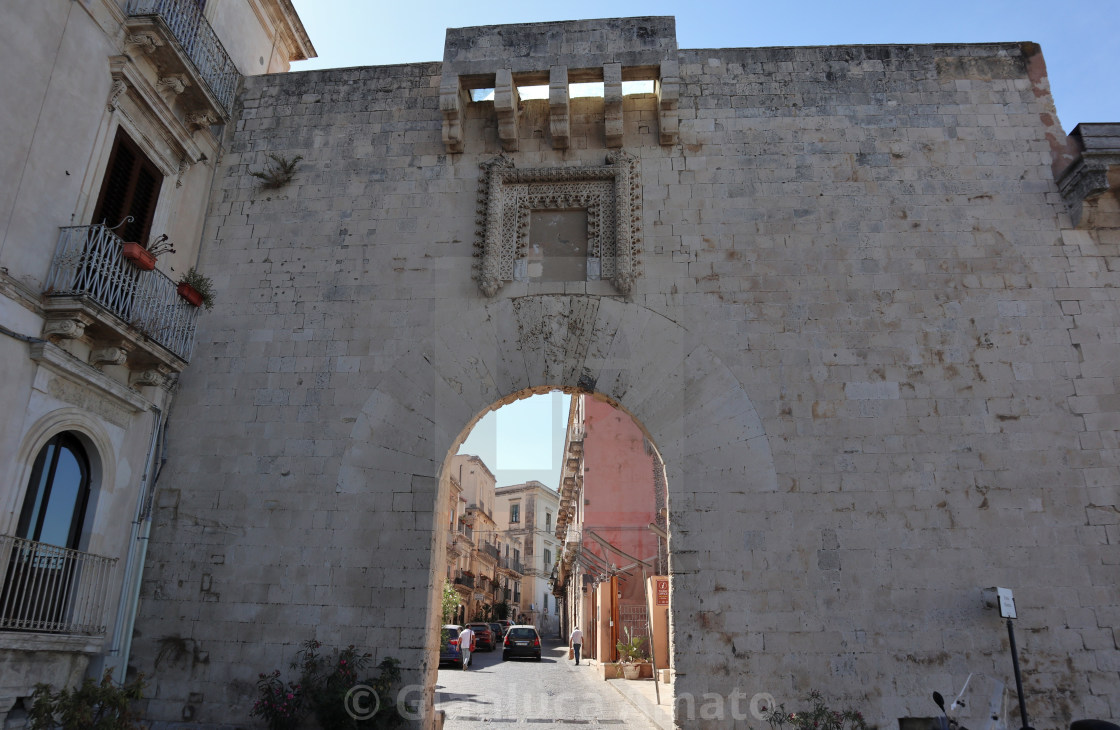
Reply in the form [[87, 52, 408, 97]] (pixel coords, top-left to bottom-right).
[[569, 626, 584, 665], [458, 626, 474, 670]]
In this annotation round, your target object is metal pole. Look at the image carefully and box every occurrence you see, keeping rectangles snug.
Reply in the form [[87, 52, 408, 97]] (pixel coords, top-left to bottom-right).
[[641, 565, 661, 705], [1006, 618, 1033, 730]]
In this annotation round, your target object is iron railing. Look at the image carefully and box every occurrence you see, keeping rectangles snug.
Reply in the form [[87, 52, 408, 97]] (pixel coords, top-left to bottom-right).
[[0, 535, 117, 636], [457, 522, 472, 541], [126, 0, 239, 115], [482, 543, 499, 560], [453, 573, 475, 589], [45, 224, 198, 362]]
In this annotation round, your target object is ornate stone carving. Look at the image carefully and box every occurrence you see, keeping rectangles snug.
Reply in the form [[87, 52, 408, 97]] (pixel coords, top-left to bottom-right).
[[125, 32, 163, 55], [657, 59, 680, 146], [106, 79, 127, 112], [549, 66, 570, 150], [475, 151, 642, 297], [494, 69, 519, 153], [131, 368, 169, 388], [440, 74, 465, 154], [176, 159, 190, 188], [185, 111, 217, 130], [91, 346, 129, 368], [158, 74, 190, 96], [603, 63, 623, 148], [43, 315, 93, 340]]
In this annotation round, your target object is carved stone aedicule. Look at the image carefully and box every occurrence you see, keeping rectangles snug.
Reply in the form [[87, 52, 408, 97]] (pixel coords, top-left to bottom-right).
[[474, 151, 641, 297]]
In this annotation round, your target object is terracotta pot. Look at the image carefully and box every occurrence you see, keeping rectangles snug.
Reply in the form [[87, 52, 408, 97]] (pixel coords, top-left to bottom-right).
[[177, 282, 204, 307], [122, 242, 156, 270]]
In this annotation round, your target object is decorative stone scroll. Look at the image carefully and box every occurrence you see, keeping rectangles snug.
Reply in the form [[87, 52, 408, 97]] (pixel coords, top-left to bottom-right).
[[474, 151, 642, 297]]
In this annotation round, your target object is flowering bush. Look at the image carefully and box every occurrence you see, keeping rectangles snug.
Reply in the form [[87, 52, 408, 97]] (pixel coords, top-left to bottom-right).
[[763, 689, 869, 730], [251, 670, 303, 730], [250, 639, 402, 729]]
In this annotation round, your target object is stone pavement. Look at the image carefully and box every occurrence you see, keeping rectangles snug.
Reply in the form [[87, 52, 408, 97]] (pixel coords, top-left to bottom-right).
[[435, 638, 662, 728]]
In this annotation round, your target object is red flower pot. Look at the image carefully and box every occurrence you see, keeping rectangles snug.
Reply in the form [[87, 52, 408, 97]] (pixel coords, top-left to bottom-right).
[[177, 282, 204, 307], [122, 242, 156, 270]]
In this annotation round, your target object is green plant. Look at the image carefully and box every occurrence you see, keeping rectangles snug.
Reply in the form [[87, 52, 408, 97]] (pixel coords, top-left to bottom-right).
[[251, 639, 402, 729], [29, 670, 146, 730], [178, 268, 215, 310], [250, 153, 302, 189], [441, 579, 460, 624], [615, 627, 647, 664], [763, 689, 868, 730]]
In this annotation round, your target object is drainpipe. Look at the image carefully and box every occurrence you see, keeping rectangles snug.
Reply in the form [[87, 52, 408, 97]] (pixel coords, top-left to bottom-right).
[[95, 403, 164, 683]]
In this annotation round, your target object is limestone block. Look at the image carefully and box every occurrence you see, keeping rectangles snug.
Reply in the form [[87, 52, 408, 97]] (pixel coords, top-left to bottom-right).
[[603, 62, 623, 148], [494, 68, 519, 152], [548, 66, 570, 149], [439, 73, 465, 153], [657, 59, 680, 146]]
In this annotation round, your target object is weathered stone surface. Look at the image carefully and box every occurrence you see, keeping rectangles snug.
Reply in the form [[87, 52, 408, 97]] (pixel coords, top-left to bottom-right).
[[129, 19, 1120, 730]]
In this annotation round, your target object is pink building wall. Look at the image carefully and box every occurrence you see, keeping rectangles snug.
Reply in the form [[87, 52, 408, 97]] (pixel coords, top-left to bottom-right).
[[581, 397, 662, 605]]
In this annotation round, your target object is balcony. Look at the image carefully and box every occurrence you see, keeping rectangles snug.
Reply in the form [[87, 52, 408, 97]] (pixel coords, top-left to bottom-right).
[[44, 224, 198, 369], [0, 535, 117, 636], [457, 522, 473, 542], [125, 0, 239, 120], [453, 573, 475, 589], [482, 543, 499, 560]]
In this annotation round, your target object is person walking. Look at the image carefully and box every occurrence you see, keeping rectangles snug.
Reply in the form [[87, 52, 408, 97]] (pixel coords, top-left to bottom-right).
[[569, 625, 584, 665], [458, 625, 474, 670]]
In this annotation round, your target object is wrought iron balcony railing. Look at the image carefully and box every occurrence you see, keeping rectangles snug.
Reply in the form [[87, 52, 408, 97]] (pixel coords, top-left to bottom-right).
[[482, 543, 499, 560], [126, 0, 239, 116], [0, 534, 118, 636], [45, 224, 199, 362], [453, 573, 475, 589]]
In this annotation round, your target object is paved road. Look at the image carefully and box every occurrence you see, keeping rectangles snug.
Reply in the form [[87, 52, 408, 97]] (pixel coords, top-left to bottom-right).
[[435, 638, 660, 729]]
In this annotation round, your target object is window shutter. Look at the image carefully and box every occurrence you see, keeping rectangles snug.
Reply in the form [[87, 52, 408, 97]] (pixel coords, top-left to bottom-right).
[[92, 129, 163, 246]]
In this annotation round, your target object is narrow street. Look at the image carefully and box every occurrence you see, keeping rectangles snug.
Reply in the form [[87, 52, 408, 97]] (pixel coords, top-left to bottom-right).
[[435, 638, 661, 728]]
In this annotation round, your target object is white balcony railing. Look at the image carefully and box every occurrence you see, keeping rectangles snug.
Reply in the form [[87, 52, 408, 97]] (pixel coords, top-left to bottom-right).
[[45, 224, 199, 362], [126, 0, 239, 115], [0, 535, 117, 636]]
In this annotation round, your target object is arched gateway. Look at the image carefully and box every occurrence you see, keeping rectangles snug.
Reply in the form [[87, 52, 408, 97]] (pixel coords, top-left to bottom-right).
[[338, 295, 774, 724], [127, 15, 1120, 730]]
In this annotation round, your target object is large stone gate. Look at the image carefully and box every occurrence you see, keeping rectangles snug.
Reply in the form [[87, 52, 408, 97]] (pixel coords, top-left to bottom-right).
[[130, 17, 1120, 729]]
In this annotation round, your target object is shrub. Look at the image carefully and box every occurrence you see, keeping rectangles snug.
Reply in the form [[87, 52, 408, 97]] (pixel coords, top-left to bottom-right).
[[28, 670, 146, 730], [763, 689, 869, 730], [251, 639, 402, 729]]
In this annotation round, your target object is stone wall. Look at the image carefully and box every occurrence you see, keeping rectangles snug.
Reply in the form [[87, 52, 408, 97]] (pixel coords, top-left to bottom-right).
[[130, 19, 1119, 729]]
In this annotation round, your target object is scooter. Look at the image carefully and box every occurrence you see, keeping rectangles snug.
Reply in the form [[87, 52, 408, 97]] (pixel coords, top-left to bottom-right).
[[934, 691, 969, 730]]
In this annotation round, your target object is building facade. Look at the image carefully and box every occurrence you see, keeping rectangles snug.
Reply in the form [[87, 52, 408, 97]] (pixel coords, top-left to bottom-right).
[[494, 480, 561, 635], [553, 395, 668, 663], [0, 0, 311, 724]]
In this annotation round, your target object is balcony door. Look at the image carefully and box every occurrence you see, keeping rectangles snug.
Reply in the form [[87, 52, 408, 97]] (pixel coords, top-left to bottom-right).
[[1, 433, 93, 632], [91, 128, 163, 246]]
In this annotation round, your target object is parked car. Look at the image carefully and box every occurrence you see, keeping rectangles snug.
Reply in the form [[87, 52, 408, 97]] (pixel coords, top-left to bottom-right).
[[495, 619, 513, 635], [488, 622, 504, 643], [502, 624, 542, 661], [439, 624, 475, 668], [467, 622, 496, 651]]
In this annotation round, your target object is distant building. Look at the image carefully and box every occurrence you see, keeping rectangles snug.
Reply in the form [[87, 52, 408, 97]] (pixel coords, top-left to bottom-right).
[[554, 395, 667, 663], [494, 480, 560, 636]]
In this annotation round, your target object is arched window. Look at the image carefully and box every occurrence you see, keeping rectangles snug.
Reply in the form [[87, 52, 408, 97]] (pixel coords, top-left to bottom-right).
[[17, 432, 92, 550]]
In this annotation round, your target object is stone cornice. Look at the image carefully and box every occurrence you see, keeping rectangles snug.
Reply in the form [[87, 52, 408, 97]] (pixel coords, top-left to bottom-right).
[[1057, 123, 1120, 227]]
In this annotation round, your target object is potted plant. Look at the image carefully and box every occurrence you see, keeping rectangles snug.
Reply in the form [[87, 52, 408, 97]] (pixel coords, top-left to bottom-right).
[[177, 268, 214, 310], [616, 627, 647, 680], [122, 233, 175, 271]]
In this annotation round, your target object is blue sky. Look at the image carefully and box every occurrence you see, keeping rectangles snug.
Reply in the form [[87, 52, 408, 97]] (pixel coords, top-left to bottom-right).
[[457, 392, 571, 489], [289, 0, 1119, 129]]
